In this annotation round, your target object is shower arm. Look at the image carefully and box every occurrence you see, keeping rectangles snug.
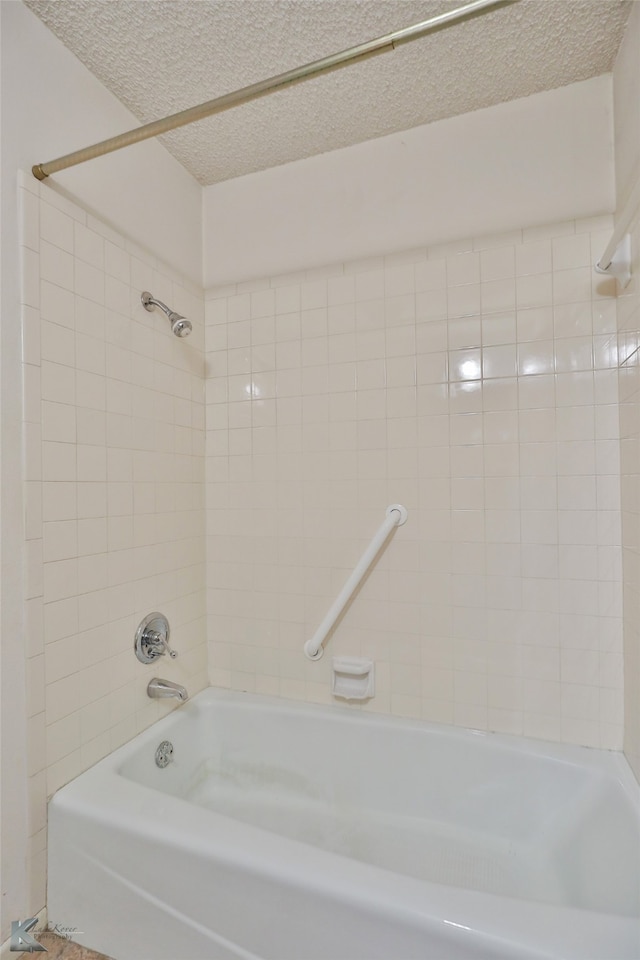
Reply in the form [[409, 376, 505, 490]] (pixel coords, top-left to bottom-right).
[[32, 0, 514, 181], [142, 292, 173, 317]]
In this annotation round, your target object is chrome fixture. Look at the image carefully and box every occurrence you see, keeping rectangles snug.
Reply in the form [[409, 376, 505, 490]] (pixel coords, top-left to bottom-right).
[[147, 678, 188, 702], [134, 612, 178, 664], [32, 0, 512, 182], [141, 291, 192, 338], [155, 740, 174, 768]]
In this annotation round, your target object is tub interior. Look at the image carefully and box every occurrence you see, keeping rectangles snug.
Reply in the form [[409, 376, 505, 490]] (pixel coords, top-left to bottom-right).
[[118, 697, 640, 920]]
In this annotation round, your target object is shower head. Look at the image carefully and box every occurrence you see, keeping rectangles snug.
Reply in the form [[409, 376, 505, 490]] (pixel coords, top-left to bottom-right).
[[167, 312, 192, 338], [141, 291, 192, 338]]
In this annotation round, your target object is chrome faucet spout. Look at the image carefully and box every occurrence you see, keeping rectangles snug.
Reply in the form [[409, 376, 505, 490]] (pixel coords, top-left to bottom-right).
[[147, 678, 188, 702]]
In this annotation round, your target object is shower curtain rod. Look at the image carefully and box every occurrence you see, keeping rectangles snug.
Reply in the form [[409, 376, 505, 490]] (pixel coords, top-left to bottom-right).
[[32, 0, 511, 181]]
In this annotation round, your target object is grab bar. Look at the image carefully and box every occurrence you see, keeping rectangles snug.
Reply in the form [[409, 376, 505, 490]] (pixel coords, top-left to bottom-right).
[[304, 504, 408, 660], [594, 172, 640, 289]]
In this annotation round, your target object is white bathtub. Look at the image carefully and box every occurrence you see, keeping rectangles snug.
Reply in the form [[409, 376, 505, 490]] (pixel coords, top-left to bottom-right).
[[48, 688, 640, 960]]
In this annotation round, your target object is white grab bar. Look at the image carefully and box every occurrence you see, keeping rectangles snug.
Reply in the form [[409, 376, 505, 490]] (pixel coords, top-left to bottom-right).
[[594, 173, 640, 289], [304, 504, 408, 661]]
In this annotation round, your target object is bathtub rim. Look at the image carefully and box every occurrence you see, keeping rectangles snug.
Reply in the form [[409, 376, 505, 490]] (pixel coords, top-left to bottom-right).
[[113, 686, 639, 798]]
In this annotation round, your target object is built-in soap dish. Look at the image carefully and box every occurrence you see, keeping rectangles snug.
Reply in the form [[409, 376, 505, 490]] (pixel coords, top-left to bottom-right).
[[331, 656, 374, 701]]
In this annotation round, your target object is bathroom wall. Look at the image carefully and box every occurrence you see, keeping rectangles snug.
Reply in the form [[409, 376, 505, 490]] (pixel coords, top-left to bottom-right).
[[17, 172, 207, 919], [1, 2, 203, 938], [202, 76, 614, 287], [0, 0, 201, 942], [613, 1, 640, 212], [613, 1, 640, 781], [205, 215, 622, 750], [2, 1, 202, 281], [619, 211, 640, 782]]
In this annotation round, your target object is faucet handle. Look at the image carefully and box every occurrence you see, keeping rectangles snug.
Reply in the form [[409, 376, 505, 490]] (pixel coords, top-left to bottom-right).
[[148, 630, 178, 659], [164, 640, 178, 660], [134, 613, 178, 664]]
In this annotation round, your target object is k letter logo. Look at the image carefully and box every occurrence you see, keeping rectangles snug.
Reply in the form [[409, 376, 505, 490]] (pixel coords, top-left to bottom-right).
[[10, 918, 47, 952]]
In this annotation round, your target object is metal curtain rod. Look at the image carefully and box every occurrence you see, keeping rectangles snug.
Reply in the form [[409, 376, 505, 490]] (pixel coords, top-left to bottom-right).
[[32, 0, 511, 181]]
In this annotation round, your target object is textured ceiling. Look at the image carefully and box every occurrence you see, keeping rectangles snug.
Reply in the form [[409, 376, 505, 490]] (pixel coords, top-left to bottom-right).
[[25, 0, 631, 186]]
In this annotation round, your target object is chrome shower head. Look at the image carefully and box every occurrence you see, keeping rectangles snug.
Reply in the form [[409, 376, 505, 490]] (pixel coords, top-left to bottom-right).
[[141, 291, 192, 338], [168, 313, 192, 338]]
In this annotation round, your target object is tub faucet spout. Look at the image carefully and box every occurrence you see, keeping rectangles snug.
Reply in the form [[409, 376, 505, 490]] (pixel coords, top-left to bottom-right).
[[147, 678, 188, 702]]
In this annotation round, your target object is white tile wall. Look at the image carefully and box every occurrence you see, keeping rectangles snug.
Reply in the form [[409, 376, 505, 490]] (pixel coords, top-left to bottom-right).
[[618, 197, 640, 782], [18, 172, 207, 917], [205, 216, 623, 750]]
